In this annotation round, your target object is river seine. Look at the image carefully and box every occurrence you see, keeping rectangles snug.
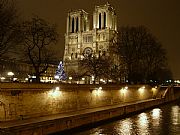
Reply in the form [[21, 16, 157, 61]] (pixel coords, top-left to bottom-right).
[[61, 101, 179, 135]]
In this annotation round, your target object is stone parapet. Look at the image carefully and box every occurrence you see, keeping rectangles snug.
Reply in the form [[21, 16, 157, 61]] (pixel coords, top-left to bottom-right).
[[0, 83, 153, 121], [0, 84, 179, 134]]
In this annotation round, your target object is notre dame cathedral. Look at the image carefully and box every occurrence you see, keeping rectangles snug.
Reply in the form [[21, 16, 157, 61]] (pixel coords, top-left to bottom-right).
[[63, 2, 118, 79]]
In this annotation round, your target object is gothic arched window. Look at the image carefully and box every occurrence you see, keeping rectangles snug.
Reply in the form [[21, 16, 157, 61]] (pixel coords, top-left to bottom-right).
[[72, 17, 74, 33], [84, 20, 86, 31], [99, 13, 101, 29], [75, 53, 78, 58], [71, 53, 73, 59], [76, 17, 79, 32], [104, 12, 106, 28], [69, 16, 71, 32]]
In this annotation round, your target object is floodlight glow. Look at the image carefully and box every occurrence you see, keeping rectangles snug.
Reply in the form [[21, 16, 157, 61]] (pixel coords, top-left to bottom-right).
[[13, 78, 17, 81], [152, 88, 156, 92], [54, 75, 59, 79], [32, 76, 36, 78], [121, 87, 127, 94], [100, 79, 103, 82], [48, 88, 61, 98], [93, 87, 103, 96], [138, 86, 145, 94], [1, 77, 5, 80], [175, 80, 180, 83], [151, 108, 161, 119], [55, 87, 60, 91], [7, 72, 14, 76], [108, 80, 112, 82]]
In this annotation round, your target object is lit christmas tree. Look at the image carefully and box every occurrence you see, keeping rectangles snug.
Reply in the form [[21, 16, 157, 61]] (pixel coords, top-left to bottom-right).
[[54, 61, 67, 81]]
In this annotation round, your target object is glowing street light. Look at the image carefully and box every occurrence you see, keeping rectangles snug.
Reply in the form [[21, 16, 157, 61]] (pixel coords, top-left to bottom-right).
[[121, 86, 128, 94], [138, 86, 145, 93], [69, 77, 72, 83], [93, 87, 103, 96], [55, 87, 60, 91], [48, 87, 61, 98], [54, 75, 59, 79], [7, 72, 14, 76], [92, 76, 95, 82], [120, 86, 128, 102], [7, 72, 14, 82], [1, 77, 5, 80]]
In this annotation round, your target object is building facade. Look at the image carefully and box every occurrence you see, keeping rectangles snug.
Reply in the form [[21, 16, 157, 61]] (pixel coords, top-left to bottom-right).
[[0, 58, 57, 83], [64, 2, 118, 77]]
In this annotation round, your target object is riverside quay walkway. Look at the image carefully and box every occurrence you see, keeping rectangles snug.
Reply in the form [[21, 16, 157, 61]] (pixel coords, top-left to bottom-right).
[[0, 84, 179, 135], [0, 99, 176, 135]]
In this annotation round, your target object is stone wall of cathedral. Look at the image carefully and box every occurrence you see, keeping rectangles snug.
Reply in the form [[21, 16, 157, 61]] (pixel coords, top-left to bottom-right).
[[63, 3, 118, 77]]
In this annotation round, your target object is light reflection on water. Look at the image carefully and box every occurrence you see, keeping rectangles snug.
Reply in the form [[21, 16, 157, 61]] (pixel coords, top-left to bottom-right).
[[137, 113, 150, 135], [115, 118, 133, 135], [171, 105, 179, 125], [151, 108, 161, 127], [151, 108, 161, 119], [70, 102, 180, 135]]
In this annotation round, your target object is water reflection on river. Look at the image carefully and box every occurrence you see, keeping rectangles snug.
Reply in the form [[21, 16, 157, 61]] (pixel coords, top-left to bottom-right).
[[73, 102, 179, 135]]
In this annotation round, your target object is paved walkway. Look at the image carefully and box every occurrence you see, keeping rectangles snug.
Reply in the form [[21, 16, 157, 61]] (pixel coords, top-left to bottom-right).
[[0, 99, 156, 129]]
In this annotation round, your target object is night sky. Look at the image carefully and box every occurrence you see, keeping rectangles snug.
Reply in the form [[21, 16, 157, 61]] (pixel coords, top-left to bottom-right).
[[16, 0, 180, 79]]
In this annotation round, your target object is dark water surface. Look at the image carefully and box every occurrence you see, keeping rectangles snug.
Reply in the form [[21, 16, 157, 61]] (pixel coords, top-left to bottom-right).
[[58, 101, 180, 135]]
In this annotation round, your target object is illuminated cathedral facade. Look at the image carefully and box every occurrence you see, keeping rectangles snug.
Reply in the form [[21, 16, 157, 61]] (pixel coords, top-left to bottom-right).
[[63, 2, 118, 79]]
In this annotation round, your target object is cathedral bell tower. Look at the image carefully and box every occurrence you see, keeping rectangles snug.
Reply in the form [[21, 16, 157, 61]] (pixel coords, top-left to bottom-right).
[[92, 2, 118, 59], [66, 9, 89, 34], [93, 2, 117, 31], [64, 9, 90, 74]]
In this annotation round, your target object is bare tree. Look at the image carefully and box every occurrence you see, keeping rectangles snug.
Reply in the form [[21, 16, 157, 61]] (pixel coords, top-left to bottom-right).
[[0, 0, 20, 58], [79, 55, 112, 84], [114, 25, 171, 84], [21, 16, 58, 82], [109, 64, 127, 83], [67, 69, 84, 82]]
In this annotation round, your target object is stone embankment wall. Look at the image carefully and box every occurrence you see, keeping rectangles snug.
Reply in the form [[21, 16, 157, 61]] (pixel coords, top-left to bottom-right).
[[0, 83, 179, 135], [0, 83, 154, 121]]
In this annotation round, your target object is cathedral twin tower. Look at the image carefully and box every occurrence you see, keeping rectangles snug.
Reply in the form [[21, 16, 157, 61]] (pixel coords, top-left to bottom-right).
[[64, 2, 117, 74]]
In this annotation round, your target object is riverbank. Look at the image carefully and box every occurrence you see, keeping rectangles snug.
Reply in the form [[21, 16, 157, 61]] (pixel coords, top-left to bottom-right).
[[0, 98, 177, 135], [0, 84, 179, 135], [64, 99, 180, 135]]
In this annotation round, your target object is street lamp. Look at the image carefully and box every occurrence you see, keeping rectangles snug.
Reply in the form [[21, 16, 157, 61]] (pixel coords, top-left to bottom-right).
[[0, 77, 5, 82], [121, 86, 128, 102], [7, 72, 14, 82], [7, 72, 14, 76], [69, 76, 72, 83]]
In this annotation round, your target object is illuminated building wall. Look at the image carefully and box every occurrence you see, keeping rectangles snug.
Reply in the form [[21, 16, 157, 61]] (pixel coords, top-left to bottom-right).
[[0, 59, 30, 82], [0, 59, 57, 83], [64, 2, 118, 76]]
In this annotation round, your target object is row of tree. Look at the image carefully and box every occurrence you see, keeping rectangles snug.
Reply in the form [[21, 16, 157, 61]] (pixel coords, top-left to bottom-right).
[[0, 0, 59, 82]]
